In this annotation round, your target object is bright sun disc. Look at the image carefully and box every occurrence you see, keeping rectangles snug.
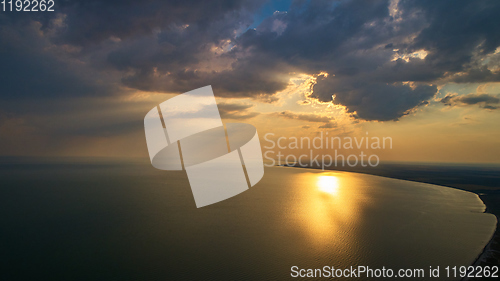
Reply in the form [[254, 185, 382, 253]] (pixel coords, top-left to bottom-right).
[[318, 176, 339, 195]]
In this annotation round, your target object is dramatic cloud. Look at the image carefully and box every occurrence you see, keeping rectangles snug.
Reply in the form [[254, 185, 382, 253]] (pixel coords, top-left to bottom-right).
[[449, 67, 500, 83], [218, 102, 260, 120], [22, 0, 266, 47], [231, 0, 500, 120], [0, 20, 115, 99], [439, 93, 500, 110], [312, 78, 437, 121], [2, 0, 500, 123], [400, 0, 500, 72]]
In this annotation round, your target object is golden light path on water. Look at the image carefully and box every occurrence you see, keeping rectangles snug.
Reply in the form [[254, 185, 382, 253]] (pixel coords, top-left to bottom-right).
[[287, 171, 373, 252]]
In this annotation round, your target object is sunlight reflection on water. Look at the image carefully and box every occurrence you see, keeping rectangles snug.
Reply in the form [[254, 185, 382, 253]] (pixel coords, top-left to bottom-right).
[[317, 175, 339, 195], [290, 172, 373, 250]]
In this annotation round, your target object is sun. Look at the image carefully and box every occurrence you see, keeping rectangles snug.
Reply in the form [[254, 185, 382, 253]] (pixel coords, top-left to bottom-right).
[[317, 176, 339, 195]]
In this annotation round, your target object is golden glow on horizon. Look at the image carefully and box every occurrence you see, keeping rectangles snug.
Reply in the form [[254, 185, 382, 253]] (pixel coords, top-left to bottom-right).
[[317, 175, 339, 195]]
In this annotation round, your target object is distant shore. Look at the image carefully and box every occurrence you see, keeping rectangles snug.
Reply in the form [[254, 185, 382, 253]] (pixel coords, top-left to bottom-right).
[[281, 162, 500, 278]]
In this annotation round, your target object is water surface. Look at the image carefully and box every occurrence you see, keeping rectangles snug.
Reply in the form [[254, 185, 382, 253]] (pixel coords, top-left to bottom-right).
[[0, 160, 495, 280]]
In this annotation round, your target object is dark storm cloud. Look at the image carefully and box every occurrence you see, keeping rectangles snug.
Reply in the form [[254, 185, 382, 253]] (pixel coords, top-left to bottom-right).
[[311, 76, 437, 121], [41, 0, 266, 46], [229, 0, 500, 120], [0, 19, 113, 100], [399, 0, 500, 72], [119, 55, 291, 98], [0, 0, 266, 100], [2, 0, 500, 123], [85, 0, 291, 97], [239, 0, 499, 120], [238, 0, 394, 62], [439, 93, 500, 110]]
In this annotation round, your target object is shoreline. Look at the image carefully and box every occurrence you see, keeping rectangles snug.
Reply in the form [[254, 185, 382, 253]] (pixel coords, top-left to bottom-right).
[[462, 228, 499, 281], [460, 192, 498, 281]]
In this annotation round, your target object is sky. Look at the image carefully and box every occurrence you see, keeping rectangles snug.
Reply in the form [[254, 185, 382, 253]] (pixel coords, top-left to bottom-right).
[[0, 0, 499, 163]]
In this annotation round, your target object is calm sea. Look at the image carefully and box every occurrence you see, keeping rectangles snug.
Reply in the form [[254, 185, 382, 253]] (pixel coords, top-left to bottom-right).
[[0, 158, 496, 280]]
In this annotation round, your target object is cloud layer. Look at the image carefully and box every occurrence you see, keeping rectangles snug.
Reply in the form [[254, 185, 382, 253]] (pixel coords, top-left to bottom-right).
[[1, 0, 500, 124], [439, 93, 500, 110]]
